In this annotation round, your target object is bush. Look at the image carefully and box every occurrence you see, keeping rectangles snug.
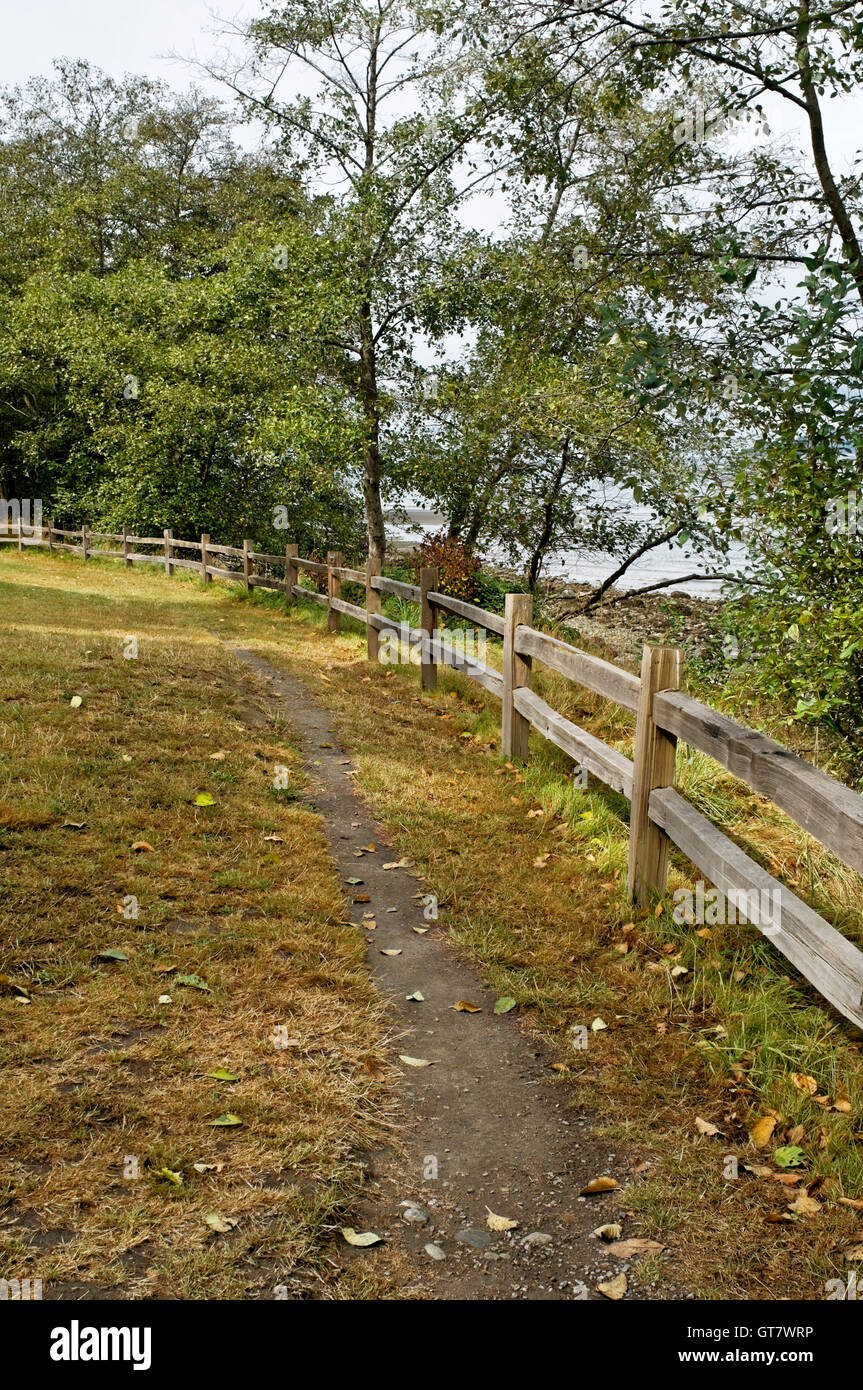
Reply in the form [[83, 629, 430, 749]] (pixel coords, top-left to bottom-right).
[[413, 531, 480, 602]]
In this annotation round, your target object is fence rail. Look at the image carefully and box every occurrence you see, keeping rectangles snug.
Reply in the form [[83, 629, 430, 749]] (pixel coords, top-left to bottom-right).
[[10, 519, 863, 1029]]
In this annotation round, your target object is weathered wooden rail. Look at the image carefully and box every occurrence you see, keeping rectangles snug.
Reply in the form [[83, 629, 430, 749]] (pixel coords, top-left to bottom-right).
[[7, 519, 863, 1028]]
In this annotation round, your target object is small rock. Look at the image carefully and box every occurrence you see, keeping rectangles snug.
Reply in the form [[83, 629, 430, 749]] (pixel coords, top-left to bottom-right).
[[520, 1232, 552, 1248], [424, 1243, 446, 1261], [455, 1227, 492, 1249], [402, 1206, 428, 1225]]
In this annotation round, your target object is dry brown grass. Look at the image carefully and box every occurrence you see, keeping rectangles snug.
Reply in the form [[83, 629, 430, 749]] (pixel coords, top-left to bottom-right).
[[0, 552, 396, 1300]]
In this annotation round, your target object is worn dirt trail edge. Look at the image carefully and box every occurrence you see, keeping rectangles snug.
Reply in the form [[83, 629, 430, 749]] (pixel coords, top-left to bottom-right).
[[231, 645, 644, 1300]]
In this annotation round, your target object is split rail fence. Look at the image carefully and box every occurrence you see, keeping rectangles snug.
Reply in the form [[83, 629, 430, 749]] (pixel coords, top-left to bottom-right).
[[7, 519, 863, 1029]]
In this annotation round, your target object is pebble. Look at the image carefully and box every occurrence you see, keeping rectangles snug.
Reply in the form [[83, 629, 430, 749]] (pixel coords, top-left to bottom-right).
[[425, 1243, 446, 1261], [520, 1232, 552, 1248], [455, 1228, 492, 1249]]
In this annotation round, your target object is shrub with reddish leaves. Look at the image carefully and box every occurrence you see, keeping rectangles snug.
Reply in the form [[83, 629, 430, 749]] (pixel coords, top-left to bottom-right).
[[413, 531, 480, 602]]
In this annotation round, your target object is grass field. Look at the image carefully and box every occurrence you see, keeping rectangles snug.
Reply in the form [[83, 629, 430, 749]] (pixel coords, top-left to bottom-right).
[[0, 552, 394, 1299], [3, 546, 863, 1301]]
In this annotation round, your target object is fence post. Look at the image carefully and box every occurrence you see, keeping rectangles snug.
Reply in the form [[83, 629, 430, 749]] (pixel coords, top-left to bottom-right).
[[420, 565, 438, 692], [365, 556, 381, 663], [81, 525, 89, 561], [627, 645, 682, 905], [502, 592, 533, 760], [285, 543, 298, 607], [164, 529, 173, 577], [47, 519, 54, 555], [242, 539, 254, 593], [17, 515, 23, 553], [327, 550, 342, 632], [201, 533, 210, 583], [123, 527, 131, 568]]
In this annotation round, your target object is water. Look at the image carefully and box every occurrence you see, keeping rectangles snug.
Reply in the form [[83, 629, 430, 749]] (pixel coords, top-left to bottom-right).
[[385, 507, 745, 598]]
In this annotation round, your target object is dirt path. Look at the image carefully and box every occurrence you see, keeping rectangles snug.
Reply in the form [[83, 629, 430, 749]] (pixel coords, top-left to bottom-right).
[[230, 644, 655, 1301]]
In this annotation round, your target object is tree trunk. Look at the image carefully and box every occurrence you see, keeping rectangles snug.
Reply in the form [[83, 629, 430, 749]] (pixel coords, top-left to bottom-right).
[[359, 299, 387, 566], [527, 435, 570, 590]]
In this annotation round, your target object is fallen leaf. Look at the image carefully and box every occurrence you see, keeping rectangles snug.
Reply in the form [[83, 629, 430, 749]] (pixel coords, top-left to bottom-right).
[[591, 1016, 608, 1032], [382, 859, 413, 870], [594, 1224, 622, 1241], [533, 853, 550, 868], [597, 1272, 627, 1300], [209, 751, 227, 761], [210, 1113, 243, 1127], [340, 1228, 382, 1247], [581, 1177, 618, 1195], [380, 948, 402, 957], [154, 1167, 183, 1185], [176, 973, 211, 992], [607, 1238, 665, 1258], [206, 1068, 238, 1082], [773, 1145, 805, 1169], [695, 1117, 720, 1136], [750, 1115, 777, 1148], [192, 1162, 224, 1174], [69, 695, 83, 708], [131, 841, 154, 853], [844, 1245, 863, 1262], [788, 1192, 821, 1217], [486, 1208, 518, 1232], [412, 926, 429, 935], [204, 1212, 236, 1233], [0, 975, 30, 1001], [195, 793, 216, 806], [453, 1001, 482, 1013], [838, 1197, 863, 1211], [263, 834, 284, 843], [493, 996, 517, 1015], [97, 948, 128, 962], [791, 1072, 818, 1095], [398, 1055, 434, 1067], [62, 820, 86, 830], [353, 894, 371, 904], [406, 992, 425, 1002]]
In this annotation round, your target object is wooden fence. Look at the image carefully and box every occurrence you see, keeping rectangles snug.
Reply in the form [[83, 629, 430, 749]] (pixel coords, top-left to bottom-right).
[[7, 518, 863, 1030]]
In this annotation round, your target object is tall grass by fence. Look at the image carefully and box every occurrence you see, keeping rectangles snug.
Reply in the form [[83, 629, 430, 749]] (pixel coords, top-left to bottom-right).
[[6, 517, 863, 1030]]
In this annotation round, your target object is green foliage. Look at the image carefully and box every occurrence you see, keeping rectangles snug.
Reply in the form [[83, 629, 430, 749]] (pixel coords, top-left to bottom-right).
[[414, 531, 480, 602]]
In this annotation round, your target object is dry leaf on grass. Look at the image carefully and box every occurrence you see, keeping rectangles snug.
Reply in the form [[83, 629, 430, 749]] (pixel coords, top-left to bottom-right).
[[131, 840, 154, 853], [791, 1072, 818, 1095], [695, 1117, 720, 1136], [205, 1212, 237, 1233], [787, 1192, 821, 1216], [750, 1115, 777, 1148]]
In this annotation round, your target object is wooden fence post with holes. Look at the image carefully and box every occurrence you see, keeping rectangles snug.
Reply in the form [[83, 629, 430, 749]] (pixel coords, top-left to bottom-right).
[[243, 539, 253, 592], [81, 524, 89, 561], [201, 533, 210, 583], [285, 543, 298, 606], [164, 529, 173, 577], [502, 592, 534, 760], [365, 556, 381, 662], [420, 565, 438, 692], [48, 519, 54, 555], [628, 645, 682, 905], [327, 551, 342, 632]]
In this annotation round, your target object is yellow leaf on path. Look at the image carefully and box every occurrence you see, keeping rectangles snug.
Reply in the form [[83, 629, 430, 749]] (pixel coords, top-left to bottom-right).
[[486, 1208, 518, 1232], [380, 948, 401, 956], [399, 1055, 434, 1067], [340, 1228, 383, 1247], [597, 1272, 627, 1300], [594, 1224, 622, 1241], [453, 1001, 482, 1012], [382, 859, 413, 870], [750, 1115, 777, 1148], [412, 926, 428, 935], [581, 1177, 618, 1195]]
